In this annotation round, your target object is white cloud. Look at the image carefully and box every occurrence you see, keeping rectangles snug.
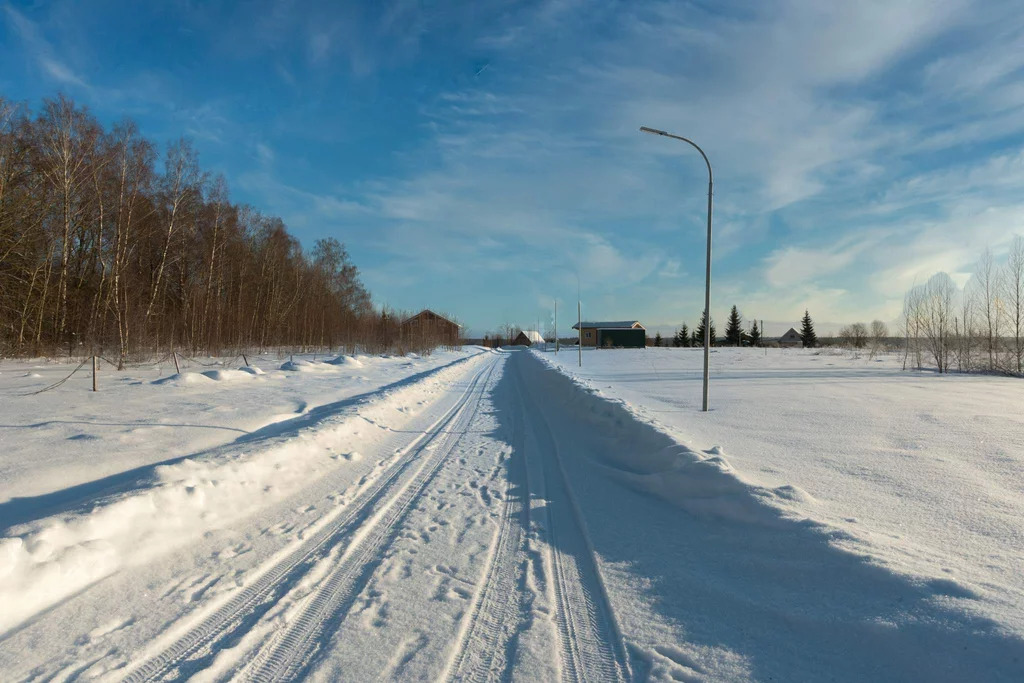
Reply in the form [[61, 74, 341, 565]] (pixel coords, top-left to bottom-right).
[[4, 5, 89, 89]]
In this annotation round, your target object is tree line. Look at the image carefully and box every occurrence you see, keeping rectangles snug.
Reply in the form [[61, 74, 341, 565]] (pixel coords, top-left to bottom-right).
[[652, 308, 834, 349], [902, 237, 1024, 375], [0, 95, 453, 363], [657, 306, 768, 347]]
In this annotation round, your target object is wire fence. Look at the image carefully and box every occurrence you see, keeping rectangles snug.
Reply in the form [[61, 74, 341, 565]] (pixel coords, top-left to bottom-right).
[[15, 358, 91, 396]]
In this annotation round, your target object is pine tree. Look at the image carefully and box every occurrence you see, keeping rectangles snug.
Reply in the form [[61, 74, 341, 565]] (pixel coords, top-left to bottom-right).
[[694, 311, 716, 347], [654, 332, 663, 347], [725, 305, 743, 346], [800, 309, 818, 348], [748, 320, 761, 347], [679, 323, 690, 347]]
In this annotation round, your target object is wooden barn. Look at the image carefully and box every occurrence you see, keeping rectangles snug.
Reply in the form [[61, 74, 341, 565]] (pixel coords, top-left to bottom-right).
[[401, 310, 461, 348]]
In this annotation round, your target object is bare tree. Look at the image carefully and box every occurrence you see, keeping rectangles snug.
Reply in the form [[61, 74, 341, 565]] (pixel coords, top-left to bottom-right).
[[902, 285, 924, 370], [975, 249, 1004, 371], [839, 322, 869, 348], [1005, 235, 1024, 374], [869, 320, 888, 358], [919, 273, 957, 373], [144, 138, 200, 327], [34, 95, 99, 346]]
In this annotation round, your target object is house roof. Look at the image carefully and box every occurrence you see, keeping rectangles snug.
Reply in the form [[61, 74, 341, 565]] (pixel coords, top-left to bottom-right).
[[571, 321, 643, 330], [780, 328, 801, 339], [517, 330, 545, 343], [400, 309, 461, 327]]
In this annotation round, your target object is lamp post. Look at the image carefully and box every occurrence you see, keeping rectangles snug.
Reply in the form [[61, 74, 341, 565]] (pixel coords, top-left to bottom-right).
[[576, 272, 582, 367], [640, 126, 713, 412]]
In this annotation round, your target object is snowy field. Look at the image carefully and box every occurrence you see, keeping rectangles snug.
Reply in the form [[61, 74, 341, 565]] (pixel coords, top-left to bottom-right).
[[0, 351, 477, 512], [0, 345, 1022, 681], [538, 345, 1024, 677]]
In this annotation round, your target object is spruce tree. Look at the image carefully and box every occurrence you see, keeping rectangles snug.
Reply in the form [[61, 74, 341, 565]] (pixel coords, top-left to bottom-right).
[[680, 323, 690, 347], [654, 332, 663, 347], [694, 311, 716, 347], [725, 305, 743, 346], [800, 309, 818, 348], [749, 320, 761, 347]]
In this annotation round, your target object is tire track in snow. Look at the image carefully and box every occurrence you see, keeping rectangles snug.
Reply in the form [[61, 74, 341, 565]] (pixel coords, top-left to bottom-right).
[[238, 357, 501, 682], [120, 355, 495, 683], [443, 361, 531, 683], [515, 355, 631, 683]]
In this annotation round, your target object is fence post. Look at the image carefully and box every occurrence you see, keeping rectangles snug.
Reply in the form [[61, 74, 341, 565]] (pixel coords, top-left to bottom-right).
[[92, 355, 97, 392], [173, 350, 181, 374]]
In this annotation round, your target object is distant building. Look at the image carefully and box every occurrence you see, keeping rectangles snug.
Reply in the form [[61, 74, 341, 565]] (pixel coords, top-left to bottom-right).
[[778, 327, 803, 348], [401, 309, 461, 347], [572, 320, 646, 348], [513, 330, 545, 346]]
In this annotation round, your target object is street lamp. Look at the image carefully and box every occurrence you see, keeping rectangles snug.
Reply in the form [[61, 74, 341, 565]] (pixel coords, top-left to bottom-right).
[[640, 126, 713, 412]]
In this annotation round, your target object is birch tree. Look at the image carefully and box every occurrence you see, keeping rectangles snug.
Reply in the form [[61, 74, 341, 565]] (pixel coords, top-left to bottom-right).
[[1005, 235, 1024, 374]]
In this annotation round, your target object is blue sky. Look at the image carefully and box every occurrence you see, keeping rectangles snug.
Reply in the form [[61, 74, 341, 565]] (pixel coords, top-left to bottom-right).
[[3, 0, 1023, 336]]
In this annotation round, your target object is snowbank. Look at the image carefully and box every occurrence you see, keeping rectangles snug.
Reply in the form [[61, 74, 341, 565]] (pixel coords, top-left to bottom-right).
[[519, 353, 808, 527], [0, 351, 484, 635], [325, 354, 364, 368]]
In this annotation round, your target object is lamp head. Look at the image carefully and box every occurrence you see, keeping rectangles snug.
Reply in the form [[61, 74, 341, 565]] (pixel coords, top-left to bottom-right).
[[640, 126, 668, 136]]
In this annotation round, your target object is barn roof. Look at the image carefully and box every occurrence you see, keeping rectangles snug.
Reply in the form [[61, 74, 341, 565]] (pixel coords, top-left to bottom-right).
[[571, 321, 643, 330], [400, 309, 461, 327], [519, 330, 545, 343]]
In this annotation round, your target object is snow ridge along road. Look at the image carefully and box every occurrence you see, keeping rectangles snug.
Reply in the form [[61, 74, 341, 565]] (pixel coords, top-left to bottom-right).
[[516, 358, 632, 683], [122, 355, 498, 681]]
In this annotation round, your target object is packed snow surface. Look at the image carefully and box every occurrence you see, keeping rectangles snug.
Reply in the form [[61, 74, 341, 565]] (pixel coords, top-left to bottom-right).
[[0, 346, 1022, 681]]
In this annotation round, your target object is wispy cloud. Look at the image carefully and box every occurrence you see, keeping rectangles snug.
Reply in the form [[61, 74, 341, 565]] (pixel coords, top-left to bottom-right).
[[3, 4, 88, 88], [343, 0, 1024, 329]]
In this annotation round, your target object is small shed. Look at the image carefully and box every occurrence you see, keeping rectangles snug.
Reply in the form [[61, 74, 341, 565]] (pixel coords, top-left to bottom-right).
[[513, 330, 545, 346], [779, 328, 803, 348]]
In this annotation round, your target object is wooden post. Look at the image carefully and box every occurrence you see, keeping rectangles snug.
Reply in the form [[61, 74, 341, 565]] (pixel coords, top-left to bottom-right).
[[173, 350, 181, 374], [242, 353, 249, 366], [92, 355, 97, 392]]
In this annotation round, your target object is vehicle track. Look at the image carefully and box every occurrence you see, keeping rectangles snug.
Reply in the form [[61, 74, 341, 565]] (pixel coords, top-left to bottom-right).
[[121, 355, 495, 683], [516, 357, 632, 683], [443, 361, 531, 683], [239, 357, 501, 682]]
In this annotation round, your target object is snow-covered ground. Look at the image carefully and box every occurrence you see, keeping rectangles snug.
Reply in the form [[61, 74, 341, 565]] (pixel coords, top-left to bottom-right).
[[1, 346, 1022, 681], [537, 345, 1024, 678], [0, 351, 477, 513]]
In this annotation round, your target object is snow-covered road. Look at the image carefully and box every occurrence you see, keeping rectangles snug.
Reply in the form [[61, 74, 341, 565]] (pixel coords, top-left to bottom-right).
[[2, 348, 1023, 681], [1, 350, 634, 681]]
